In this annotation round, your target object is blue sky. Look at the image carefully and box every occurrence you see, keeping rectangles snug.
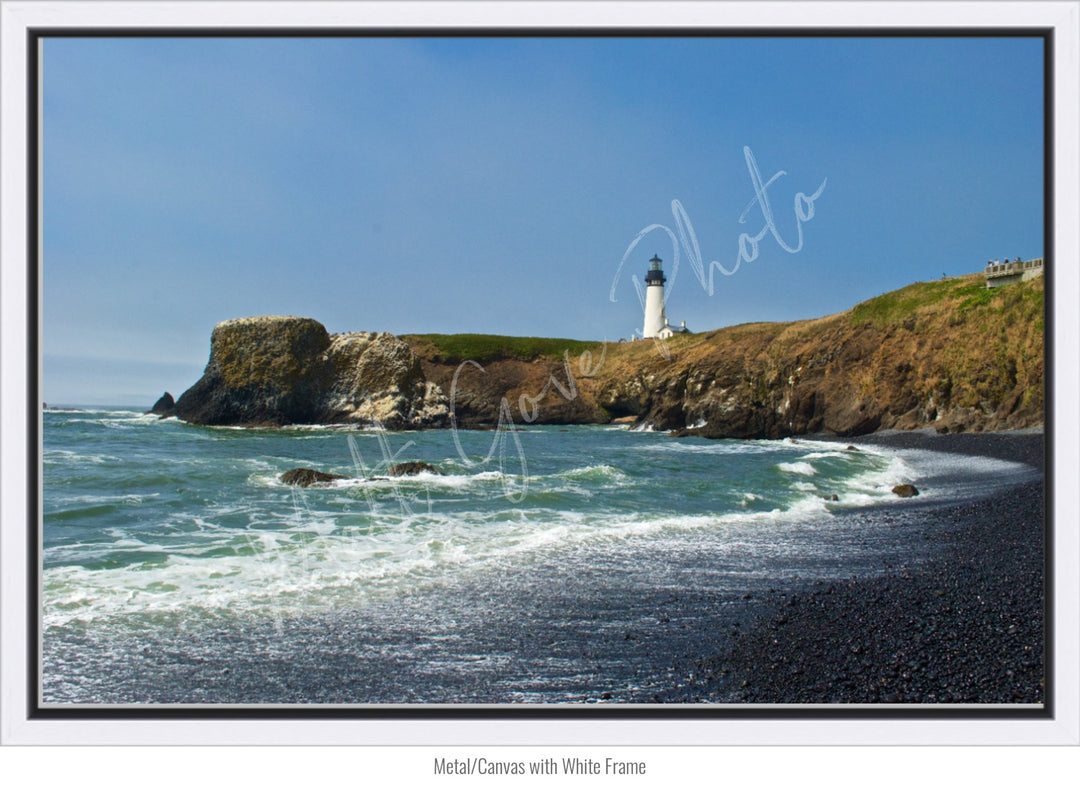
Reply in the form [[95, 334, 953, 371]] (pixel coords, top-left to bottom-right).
[[41, 35, 1045, 405]]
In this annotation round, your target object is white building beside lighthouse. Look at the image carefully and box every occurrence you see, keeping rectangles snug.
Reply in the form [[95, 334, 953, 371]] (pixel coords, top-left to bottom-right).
[[642, 254, 690, 340]]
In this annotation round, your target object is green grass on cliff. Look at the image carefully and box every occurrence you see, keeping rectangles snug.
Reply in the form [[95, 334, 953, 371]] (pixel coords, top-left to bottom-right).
[[848, 274, 1043, 329], [849, 278, 963, 327], [402, 333, 603, 364]]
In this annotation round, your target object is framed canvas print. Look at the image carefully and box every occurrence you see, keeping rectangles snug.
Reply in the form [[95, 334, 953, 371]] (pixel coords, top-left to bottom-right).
[[2, 0, 1077, 759]]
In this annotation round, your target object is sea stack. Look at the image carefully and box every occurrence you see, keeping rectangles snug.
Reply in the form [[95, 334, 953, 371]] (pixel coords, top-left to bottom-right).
[[147, 392, 176, 417], [172, 316, 450, 429]]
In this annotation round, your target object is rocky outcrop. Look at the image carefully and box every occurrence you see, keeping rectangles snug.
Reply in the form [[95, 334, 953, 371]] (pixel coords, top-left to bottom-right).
[[147, 392, 175, 417], [420, 354, 610, 429], [173, 316, 330, 426], [173, 316, 449, 429], [280, 468, 348, 487], [587, 275, 1043, 439], [318, 331, 449, 429], [279, 463, 441, 485], [166, 274, 1042, 437], [387, 461, 441, 476]]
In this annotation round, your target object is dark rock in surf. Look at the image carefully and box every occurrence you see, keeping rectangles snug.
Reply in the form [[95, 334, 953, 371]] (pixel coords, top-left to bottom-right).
[[387, 461, 441, 477], [280, 467, 349, 487], [148, 391, 176, 417], [892, 484, 920, 498]]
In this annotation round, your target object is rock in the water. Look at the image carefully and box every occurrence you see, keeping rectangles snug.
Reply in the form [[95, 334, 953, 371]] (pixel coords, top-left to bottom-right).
[[387, 461, 441, 477], [280, 467, 348, 487], [175, 316, 332, 426], [148, 391, 176, 416], [892, 484, 920, 498], [172, 317, 449, 429]]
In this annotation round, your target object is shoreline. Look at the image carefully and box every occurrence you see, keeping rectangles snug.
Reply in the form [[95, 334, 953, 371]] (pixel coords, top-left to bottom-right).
[[662, 429, 1045, 704], [41, 423, 1047, 705], [821, 426, 1045, 470]]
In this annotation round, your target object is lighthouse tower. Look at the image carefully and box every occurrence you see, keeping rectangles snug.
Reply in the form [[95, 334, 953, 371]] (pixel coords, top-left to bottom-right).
[[642, 254, 667, 338]]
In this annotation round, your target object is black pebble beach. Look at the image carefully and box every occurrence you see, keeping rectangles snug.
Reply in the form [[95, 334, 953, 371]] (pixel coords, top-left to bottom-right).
[[666, 430, 1045, 704], [41, 429, 1048, 706]]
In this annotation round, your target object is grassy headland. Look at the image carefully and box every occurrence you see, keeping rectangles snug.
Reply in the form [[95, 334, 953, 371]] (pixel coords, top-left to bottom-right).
[[166, 273, 1043, 436], [403, 273, 1044, 436], [400, 333, 604, 365]]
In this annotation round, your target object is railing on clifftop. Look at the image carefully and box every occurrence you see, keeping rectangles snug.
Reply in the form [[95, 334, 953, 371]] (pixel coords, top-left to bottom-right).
[[985, 257, 1043, 288], [985, 258, 1043, 278]]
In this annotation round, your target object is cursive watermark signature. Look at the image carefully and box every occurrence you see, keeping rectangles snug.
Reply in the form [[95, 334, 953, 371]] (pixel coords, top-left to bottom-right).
[[282, 339, 609, 559], [346, 428, 435, 517], [448, 344, 607, 502], [610, 145, 827, 354]]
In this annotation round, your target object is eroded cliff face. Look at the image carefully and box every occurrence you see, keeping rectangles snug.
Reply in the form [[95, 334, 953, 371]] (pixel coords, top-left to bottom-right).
[[172, 316, 449, 428], [413, 353, 610, 429], [407, 274, 1043, 438], [166, 274, 1042, 437], [585, 274, 1043, 438], [318, 331, 449, 428]]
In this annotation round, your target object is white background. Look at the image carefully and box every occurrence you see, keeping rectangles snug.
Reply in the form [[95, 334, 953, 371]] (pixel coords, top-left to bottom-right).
[[3, 0, 1078, 778]]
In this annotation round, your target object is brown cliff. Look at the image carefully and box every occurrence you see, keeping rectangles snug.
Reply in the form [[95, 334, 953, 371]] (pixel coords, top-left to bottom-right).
[[404, 273, 1043, 437], [166, 274, 1042, 437]]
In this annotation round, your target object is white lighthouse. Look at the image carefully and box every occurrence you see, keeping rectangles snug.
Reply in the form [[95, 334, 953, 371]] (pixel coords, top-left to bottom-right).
[[642, 254, 668, 338], [639, 254, 691, 340]]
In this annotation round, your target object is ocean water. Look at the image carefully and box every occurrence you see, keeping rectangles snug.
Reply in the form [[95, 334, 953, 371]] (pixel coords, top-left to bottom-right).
[[41, 408, 1037, 704]]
